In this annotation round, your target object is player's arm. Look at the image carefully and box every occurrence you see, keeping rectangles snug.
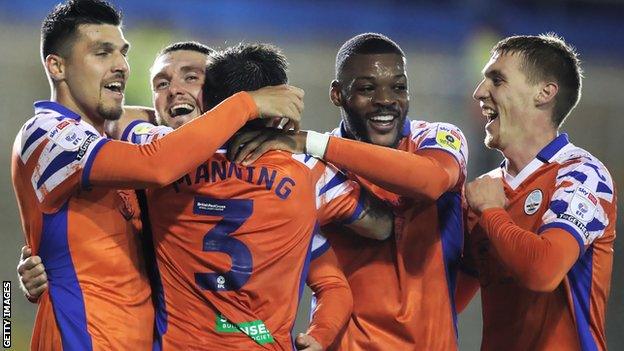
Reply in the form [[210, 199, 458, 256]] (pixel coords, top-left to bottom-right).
[[476, 209, 578, 292], [29, 86, 302, 213], [311, 160, 392, 240], [228, 124, 466, 200], [455, 209, 481, 313], [341, 190, 393, 240], [454, 271, 480, 313], [310, 135, 461, 200], [304, 246, 353, 350], [466, 167, 613, 292], [89, 87, 303, 189], [16, 246, 47, 303]]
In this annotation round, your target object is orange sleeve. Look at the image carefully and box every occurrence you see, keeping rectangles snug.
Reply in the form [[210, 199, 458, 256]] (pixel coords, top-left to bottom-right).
[[87, 92, 257, 189], [454, 271, 480, 313], [306, 248, 353, 349], [324, 136, 460, 200], [479, 208, 580, 292]]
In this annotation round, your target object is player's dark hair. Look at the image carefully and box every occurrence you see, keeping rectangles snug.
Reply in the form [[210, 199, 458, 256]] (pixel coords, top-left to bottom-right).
[[335, 32, 405, 79], [41, 0, 122, 60], [204, 43, 288, 109], [492, 33, 583, 127], [159, 41, 214, 57]]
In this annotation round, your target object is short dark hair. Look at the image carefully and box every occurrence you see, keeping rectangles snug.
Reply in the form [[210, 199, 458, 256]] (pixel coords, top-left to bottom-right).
[[335, 32, 405, 79], [158, 41, 214, 57], [492, 33, 583, 127], [204, 43, 288, 109], [41, 0, 122, 60]]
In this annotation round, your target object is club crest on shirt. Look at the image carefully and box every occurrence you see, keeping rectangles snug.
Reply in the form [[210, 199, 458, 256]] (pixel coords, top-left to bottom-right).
[[524, 189, 542, 215]]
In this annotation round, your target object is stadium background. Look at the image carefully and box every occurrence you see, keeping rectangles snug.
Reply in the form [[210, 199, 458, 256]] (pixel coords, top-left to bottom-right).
[[0, 0, 622, 349]]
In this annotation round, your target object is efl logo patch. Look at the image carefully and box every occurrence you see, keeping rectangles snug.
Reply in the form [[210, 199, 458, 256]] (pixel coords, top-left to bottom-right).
[[435, 127, 461, 151], [524, 189, 542, 215], [48, 121, 85, 151], [567, 186, 597, 223]]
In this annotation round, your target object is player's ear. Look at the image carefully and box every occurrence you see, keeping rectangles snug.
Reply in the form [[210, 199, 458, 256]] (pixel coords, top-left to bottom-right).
[[330, 80, 343, 107], [535, 81, 558, 107], [45, 54, 66, 82]]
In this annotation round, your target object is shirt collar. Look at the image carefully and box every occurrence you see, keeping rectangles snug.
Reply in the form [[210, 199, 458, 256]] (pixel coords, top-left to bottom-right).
[[34, 101, 82, 121], [500, 133, 570, 169], [536, 133, 570, 163]]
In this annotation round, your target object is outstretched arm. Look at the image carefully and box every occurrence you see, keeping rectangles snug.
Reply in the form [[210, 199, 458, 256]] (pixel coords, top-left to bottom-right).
[[88, 92, 260, 189], [228, 126, 464, 201], [320, 137, 460, 200]]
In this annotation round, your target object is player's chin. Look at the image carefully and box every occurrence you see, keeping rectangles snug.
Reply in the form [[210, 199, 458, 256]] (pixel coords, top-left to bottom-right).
[[484, 133, 499, 150], [367, 129, 399, 147], [172, 113, 200, 128], [98, 104, 123, 121]]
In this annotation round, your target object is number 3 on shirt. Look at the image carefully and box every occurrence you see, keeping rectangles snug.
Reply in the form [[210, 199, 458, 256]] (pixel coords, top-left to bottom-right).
[[193, 197, 253, 291]]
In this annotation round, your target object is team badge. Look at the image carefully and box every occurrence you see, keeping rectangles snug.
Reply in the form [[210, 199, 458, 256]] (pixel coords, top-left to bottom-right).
[[524, 189, 542, 215], [435, 127, 461, 151]]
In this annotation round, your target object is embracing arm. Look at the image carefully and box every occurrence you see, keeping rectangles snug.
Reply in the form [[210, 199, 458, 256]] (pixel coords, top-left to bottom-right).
[[321, 137, 460, 200], [89, 85, 303, 189]]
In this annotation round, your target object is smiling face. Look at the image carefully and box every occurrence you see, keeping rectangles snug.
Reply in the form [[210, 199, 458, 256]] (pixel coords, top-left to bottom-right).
[[60, 23, 130, 121], [150, 50, 209, 129], [333, 53, 409, 147], [473, 51, 540, 151]]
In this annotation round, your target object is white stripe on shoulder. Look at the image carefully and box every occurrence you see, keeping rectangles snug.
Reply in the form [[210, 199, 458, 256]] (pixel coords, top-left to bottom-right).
[[19, 116, 67, 163], [292, 153, 319, 169]]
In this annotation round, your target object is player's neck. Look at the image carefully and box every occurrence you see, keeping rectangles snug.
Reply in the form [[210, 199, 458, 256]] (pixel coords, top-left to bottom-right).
[[52, 88, 105, 134], [502, 128, 557, 176]]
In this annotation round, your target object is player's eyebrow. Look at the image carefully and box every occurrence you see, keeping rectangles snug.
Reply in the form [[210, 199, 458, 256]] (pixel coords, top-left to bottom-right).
[[354, 73, 407, 81], [91, 41, 131, 54], [484, 69, 505, 80], [151, 71, 169, 82], [179, 65, 204, 73], [353, 76, 375, 81]]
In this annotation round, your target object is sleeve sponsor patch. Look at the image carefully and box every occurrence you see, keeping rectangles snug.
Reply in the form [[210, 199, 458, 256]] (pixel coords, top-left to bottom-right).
[[133, 124, 156, 135], [556, 213, 588, 234], [435, 126, 462, 152]]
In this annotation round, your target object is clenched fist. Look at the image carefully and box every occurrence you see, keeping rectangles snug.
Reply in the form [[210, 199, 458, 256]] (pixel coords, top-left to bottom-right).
[[465, 175, 507, 214]]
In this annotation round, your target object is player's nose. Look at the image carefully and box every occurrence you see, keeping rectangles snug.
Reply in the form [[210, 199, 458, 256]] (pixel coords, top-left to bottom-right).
[[473, 79, 488, 101]]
